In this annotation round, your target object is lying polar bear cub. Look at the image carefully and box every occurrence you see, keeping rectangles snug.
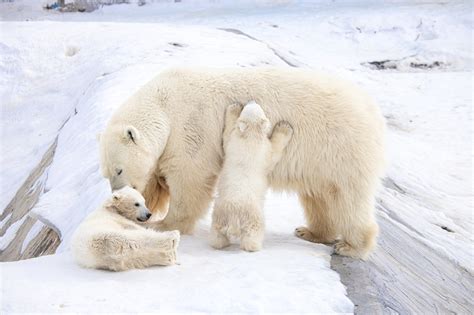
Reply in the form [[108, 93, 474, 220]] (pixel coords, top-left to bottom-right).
[[210, 101, 293, 252], [71, 186, 179, 271]]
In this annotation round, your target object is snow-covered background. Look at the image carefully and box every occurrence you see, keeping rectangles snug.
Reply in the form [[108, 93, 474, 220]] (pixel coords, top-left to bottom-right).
[[0, 0, 472, 313]]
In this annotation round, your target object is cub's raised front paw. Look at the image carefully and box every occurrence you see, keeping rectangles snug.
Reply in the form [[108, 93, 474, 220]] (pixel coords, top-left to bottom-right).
[[273, 120, 294, 137], [227, 103, 244, 117]]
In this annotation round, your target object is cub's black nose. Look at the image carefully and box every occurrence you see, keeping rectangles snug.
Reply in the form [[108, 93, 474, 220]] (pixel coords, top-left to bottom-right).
[[146, 213, 152, 219]]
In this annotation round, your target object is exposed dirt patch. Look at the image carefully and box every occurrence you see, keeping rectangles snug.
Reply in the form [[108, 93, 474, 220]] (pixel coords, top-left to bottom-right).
[[0, 139, 60, 262], [168, 42, 187, 48], [362, 56, 448, 71]]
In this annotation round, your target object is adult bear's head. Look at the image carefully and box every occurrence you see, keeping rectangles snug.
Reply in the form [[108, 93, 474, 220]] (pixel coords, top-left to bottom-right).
[[98, 121, 170, 216]]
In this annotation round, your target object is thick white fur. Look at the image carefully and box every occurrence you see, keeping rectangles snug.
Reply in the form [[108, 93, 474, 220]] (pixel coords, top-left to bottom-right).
[[71, 187, 179, 271], [210, 102, 293, 252], [99, 67, 385, 259]]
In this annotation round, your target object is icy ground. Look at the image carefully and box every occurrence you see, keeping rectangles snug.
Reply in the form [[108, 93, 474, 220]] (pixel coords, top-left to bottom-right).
[[1, 0, 472, 313]]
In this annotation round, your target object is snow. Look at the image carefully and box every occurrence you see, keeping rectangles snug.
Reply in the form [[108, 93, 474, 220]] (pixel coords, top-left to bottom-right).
[[1, 192, 353, 314], [0, 0, 472, 313], [0, 216, 26, 251]]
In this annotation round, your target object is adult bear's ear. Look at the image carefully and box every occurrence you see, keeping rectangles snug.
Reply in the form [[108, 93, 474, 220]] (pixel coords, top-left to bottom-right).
[[123, 125, 140, 144]]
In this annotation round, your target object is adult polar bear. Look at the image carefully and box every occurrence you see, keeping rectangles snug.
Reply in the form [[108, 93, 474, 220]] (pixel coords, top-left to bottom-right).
[[99, 67, 385, 259]]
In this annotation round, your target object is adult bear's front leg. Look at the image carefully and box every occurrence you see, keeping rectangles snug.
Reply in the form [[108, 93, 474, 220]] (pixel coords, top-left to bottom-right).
[[153, 171, 216, 234]]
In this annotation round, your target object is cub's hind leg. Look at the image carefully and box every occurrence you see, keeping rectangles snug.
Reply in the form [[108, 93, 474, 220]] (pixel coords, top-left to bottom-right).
[[209, 203, 231, 249], [209, 224, 231, 250], [90, 229, 179, 271], [239, 204, 265, 252]]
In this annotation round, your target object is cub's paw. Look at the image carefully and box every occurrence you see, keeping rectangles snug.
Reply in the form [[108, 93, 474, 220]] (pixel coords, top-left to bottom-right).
[[209, 230, 231, 250], [157, 249, 177, 266], [165, 230, 180, 250], [240, 236, 262, 252], [273, 120, 294, 137], [145, 221, 165, 232], [227, 103, 244, 117], [154, 230, 180, 252]]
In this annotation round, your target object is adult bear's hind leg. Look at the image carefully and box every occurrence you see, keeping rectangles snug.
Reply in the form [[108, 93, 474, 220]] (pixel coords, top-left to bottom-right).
[[294, 193, 337, 244], [296, 189, 379, 259], [334, 202, 379, 260]]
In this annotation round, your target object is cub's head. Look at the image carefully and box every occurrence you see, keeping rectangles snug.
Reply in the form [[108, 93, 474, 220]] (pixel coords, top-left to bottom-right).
[[107, 186, 152, 222], [237, 101, 270, 137]]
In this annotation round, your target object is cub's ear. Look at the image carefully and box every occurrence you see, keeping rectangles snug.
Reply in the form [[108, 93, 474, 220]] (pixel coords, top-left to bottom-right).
[[123, 125, 140, 144], [96, 132, 101, 142], [238, 121, 248, 133], [258, 118, 270, 133], [112, 192, 122, 201]]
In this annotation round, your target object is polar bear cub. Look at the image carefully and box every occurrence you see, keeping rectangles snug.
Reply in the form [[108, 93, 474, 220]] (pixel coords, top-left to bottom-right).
[[210, 101, 293, 252], [71, 186, 179, 271]]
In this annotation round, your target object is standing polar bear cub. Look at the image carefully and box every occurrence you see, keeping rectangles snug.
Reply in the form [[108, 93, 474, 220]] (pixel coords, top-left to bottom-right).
[[71, 186, 179, 271], [210, 102, 293, 251]]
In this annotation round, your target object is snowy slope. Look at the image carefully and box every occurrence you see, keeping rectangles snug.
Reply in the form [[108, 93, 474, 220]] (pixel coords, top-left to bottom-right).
[[1, 192, 353, 313]]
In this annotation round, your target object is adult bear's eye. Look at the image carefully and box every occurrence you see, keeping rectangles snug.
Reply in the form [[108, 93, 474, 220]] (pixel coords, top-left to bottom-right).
[[134, 203, 139, 207], [117, 169, 122, 175]]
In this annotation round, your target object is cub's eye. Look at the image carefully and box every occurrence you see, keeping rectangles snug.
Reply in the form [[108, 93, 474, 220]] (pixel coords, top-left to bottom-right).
[[132, 186, 137, 189], [117, 169, 123, 175], [134, 203, 139, 207]]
